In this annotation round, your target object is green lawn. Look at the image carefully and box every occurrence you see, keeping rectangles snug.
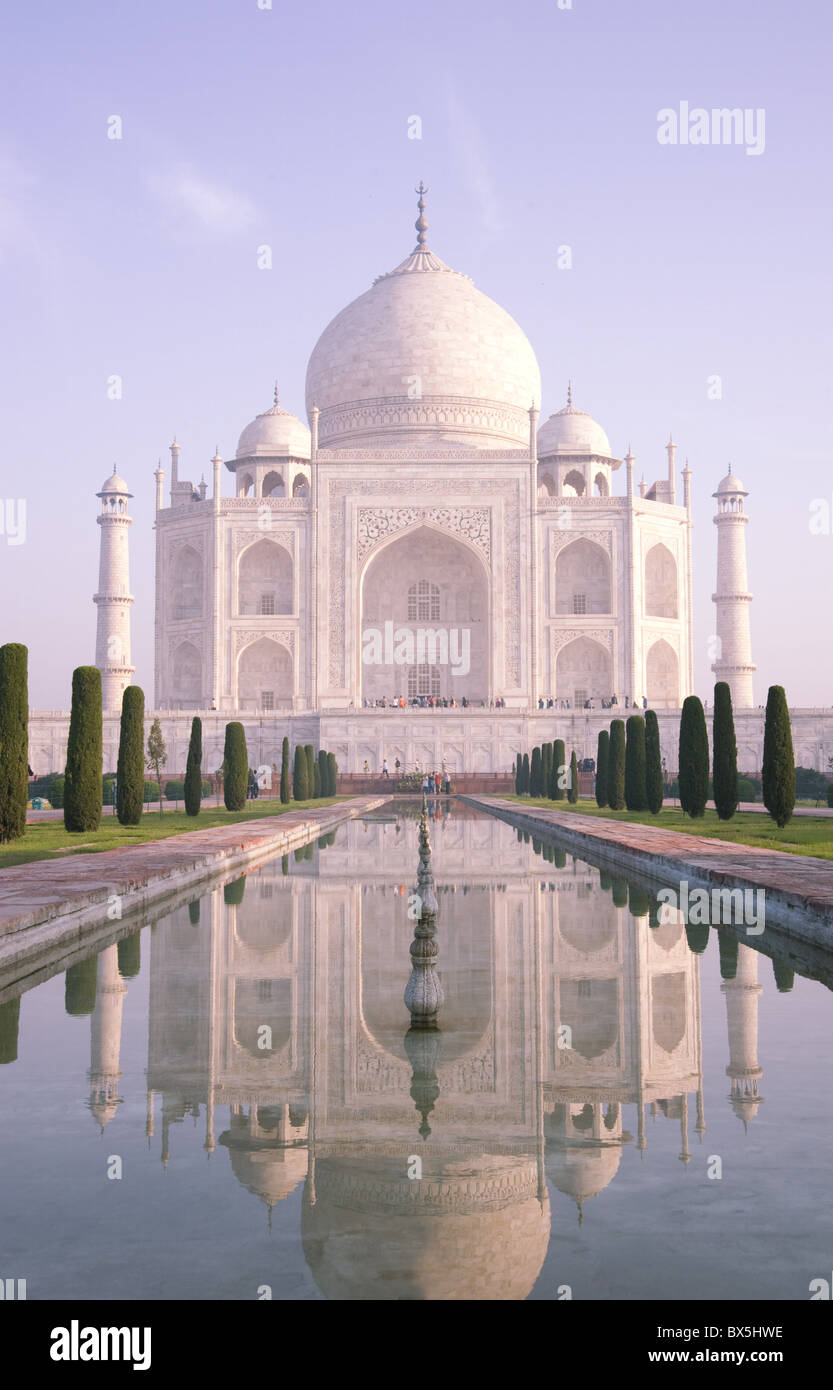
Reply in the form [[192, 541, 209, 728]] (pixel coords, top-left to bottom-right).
[[1, 797, 346, 870], [496, 796, 833, 860]]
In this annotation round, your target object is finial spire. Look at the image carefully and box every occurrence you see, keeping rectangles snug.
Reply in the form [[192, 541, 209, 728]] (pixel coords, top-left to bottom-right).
[[414, 181, 429, 248], [567, 380, 573, 408], [273, 381, 279, 408]]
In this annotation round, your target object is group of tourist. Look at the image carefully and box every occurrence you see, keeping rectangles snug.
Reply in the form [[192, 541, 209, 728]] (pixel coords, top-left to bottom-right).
[[361, 695, 481, 709], [421, 770, 452, 795], [536, 695, 650, 711]]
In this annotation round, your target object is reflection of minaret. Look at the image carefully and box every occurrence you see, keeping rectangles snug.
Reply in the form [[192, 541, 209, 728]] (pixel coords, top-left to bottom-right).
[[89, 944, 128, 1128], [722, 942, 764, 1127]]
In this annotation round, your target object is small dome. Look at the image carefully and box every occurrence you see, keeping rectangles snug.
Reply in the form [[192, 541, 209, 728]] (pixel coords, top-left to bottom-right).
[[98, 469, 131, 496], [226, 1144, 308, 1207], [537, 393, 613, 459], [714, 470, 747, 496], [235, 389, 311, 461]]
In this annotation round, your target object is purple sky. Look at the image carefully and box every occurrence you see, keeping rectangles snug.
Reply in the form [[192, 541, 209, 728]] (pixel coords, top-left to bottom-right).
[[1, 0, 831, 708]]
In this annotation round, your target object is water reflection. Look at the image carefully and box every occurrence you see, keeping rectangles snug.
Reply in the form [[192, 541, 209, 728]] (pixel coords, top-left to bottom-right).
[[0, 800, 823, 1300]]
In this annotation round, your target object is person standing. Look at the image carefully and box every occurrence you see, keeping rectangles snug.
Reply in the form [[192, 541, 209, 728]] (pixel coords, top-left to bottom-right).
[[382, 759, 389, 777]]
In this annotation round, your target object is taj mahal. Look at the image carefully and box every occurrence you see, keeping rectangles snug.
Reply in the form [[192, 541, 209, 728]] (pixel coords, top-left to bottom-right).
[[27, 189, 833, 778]]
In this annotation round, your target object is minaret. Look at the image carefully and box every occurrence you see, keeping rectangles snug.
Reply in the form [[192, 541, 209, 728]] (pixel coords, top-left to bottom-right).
[[712, 470, 755, 707], [94, 470, 135, 711], [89, 944, 128, 1129], [722, 942, 764, 1129], [666, 433, 677, 504]]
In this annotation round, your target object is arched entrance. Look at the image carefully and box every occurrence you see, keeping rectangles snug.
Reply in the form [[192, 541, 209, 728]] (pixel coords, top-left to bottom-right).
[[237, 638, 294, 711], [645, 639, 679, 707], [360, 526, 489, 703], [556, 636, 612, 708]]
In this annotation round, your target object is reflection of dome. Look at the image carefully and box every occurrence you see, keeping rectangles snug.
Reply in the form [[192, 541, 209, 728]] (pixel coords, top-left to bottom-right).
[[305, 199, 541, 451], [302, 1155, 549, 1300], [222, 1140, 308, 1207], [235, 389, 311, 461], [547, 1144, 622, 1204], [537, 398, 612, 459]]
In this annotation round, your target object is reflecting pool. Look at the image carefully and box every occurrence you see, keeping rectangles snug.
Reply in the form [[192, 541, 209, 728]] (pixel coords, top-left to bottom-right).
[[1, 800, 831, 1301]]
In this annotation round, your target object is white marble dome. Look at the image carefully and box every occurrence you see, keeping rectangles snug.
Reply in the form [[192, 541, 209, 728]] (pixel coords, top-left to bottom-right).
[[537, 397, 613, 459], [305, 231, 541, 451], [235, 389, 311, 461], [715, 470, 747, 495]]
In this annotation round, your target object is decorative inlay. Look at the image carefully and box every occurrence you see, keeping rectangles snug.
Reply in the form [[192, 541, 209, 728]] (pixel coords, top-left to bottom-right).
[[356, 506, 491, 563], [551, 627, 614, 653], [233, 528, 295, 558], [233, 629, 295, 657], [550, 528, 613, 556], [318, 395, 531, 447]]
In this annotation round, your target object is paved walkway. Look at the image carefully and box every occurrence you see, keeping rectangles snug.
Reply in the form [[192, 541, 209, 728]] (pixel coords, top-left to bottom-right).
[[663, 798, 833, 818], [465, 796, 833, 949], [0, 798, 385, 969]]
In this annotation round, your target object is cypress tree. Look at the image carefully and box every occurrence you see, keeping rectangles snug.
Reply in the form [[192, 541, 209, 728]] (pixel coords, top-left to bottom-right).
[[551, 739, 566, 800], [117, 933, 141, 979], [521, 753, 530, 795], [314, 761, 321, 797], [318, 749, 328, 798], [223, 722, 248, 811], [554, 847, 566, 870], [184, 715, 202, 817], [543, 743, 553, 800], [628, 883, 651, 918], [762, 684, 795, 828], [224, 876, 246, 906], [717, 930, 738, 981], [612, 877, 628, 908], [772, 960, 795, 993], [64, 666, 102, 833], [607, 720, 625, 810], [645, 709, 663, 815], [293, 744, 309, 800], [116, 686, 144, 826], [305, 744, 315, 796], [685, 922, 710, 954], [595, 729, 609, 808], [327, 751, 337, 796], [280, 736, 291, 803], [64, 957, 98, 1017], [530, 747, 542, 798], [0, 996, 21, 1065], [712, 682, 738, 820], [567, 750, 579, 804], [514, 753, 523, 795], [188, 899, 201, 925], [678, 696, 709, 818], [625, 715, 648, 811], [0, 643, 28, 843]]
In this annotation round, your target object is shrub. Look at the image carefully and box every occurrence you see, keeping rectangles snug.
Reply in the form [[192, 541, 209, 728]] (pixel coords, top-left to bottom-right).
[[645, 710, 663, 815], [567, 750, 579, 804], [828, 783, 833, 809], [293, 744, 309, 801], [712, 682, 738, 820], [280, 736, 291, 802], [762, 685, 795, 828], [0, 643, 28, 844], [607, 721, 626, 810], [143, 781, 160, 803], [625, 715, 647, 811], [64, 666, 103, 833], [116, 686, 144, 826], [146, 717, 167, 818], [165, 780, 185, 802], [595, 730, 609, 808], [48, 773, 65, 809], [794, 766, 829, 800], [737, 777, 757, 803], [678, 696, 709, 818], [184, 716, 202, 817], [223, 723, 248, 811]]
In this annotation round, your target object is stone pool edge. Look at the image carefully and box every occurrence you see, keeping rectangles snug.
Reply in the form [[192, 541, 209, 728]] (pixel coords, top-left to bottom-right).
[[0, 797, 388, 973], [462, 795, 833, 951]]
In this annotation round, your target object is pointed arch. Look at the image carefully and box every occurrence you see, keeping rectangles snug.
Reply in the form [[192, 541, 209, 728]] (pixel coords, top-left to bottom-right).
[[645, 639, 679, 707], [237, 637, 294, 711], [556, 635, 612, 706], [238, 538, 293, 616], [562, 468, 586, 497], [645, 543, 678, 617], [262, 470, 284, 498], [172, 641, 201, 707], [555, 538, 611, 614], [171, 545, 203, 621]]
